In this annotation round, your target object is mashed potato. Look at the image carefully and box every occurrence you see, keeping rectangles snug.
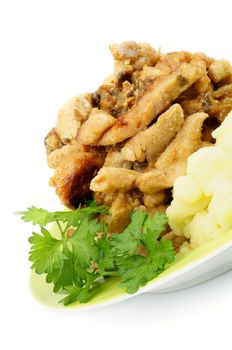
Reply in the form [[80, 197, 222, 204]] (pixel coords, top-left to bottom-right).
[[167, 111, 232, 249]]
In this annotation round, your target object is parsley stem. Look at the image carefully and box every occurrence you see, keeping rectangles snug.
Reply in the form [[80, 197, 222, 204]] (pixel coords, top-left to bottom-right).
[[56, 220, 65, 239], [63, 222, 69, 236], [103, 271, 119, 277]]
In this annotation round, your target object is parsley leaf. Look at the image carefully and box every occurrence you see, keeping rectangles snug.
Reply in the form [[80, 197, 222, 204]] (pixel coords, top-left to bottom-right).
[[116, 238, 175, 294], [109, 211, 147, 254], [54, 203, 109, 228], [28, 227, 67, 274], [18, 203, 175, 306], [46, 250, 82, 293], [111, 211, 174, 294], [58, 273, 100, 306], [69, 217, 100, 268], [18, 207, 56, 227], [143, 212, 168, 241], [17, 201, 108, 228], [116, 255, 157, 293]]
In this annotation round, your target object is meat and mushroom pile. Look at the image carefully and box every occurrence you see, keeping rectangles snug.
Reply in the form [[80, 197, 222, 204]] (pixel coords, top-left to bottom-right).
[[45, 41, 232, 238]]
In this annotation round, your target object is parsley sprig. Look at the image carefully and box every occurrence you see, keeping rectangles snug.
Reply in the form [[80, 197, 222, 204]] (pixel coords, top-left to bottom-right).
[[18, 203, 175, 306]]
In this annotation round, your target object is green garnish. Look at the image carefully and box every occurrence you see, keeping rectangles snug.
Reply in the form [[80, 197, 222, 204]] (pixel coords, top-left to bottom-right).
[[17, 203, 175, 306]]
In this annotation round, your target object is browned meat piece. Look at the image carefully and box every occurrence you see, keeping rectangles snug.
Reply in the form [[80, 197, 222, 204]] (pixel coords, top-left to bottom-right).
[[206, 84, 232, 123], [94, 192, 117, 206], [208, 60, 232, 83], [136, 169, 171, 193], [138, 51, 195, 83], [120, 104, 184, 164], [103, 193, 134, 233], [180, 89, 221, 116], [47, 141, 87, 169], [77, 108, 116, 145], [137, 112, 208, 193], [56, 93, 92, 141], [90, 167, 138, 193], [139, 65, 170, 82], [50, 151, 105, 208], [94, 189, 142, 207], [214, 84, 232, 99], [103, 148, 132, 168], [108, 196, 170, 234], [98, 62, 201, 145], [195, 52, 215, 67], [44, 128, 63, 154], [157, 51, 193, 71], [192, 74, 211, 95], [143, 190, 171, 208], [213, 97, 232, 123], [97, 190, 142, 233], [110, 41, 160, 70], [189, 56, 212, 95]]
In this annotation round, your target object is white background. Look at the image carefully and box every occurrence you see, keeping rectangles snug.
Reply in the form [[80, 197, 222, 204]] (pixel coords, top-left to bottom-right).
[[1, 0, 232, 349]]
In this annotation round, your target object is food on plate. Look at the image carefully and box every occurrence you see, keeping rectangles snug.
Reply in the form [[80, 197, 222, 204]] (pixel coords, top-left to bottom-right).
[[19, 112, 232, 306], [45, 41, 232, 235], [19, 42, 232, 306]]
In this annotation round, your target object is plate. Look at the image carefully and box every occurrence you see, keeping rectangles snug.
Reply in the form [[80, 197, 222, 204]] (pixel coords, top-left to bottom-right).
[[30, 228, 232, 310]]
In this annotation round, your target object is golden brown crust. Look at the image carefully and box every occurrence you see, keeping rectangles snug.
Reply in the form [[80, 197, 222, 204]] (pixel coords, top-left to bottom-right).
[[50, 151, 105, 208], [90, 167, 138, 193], [77, 108, 116, 145], [47, 141, 87, 169], [208, 60, 232, 83]]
